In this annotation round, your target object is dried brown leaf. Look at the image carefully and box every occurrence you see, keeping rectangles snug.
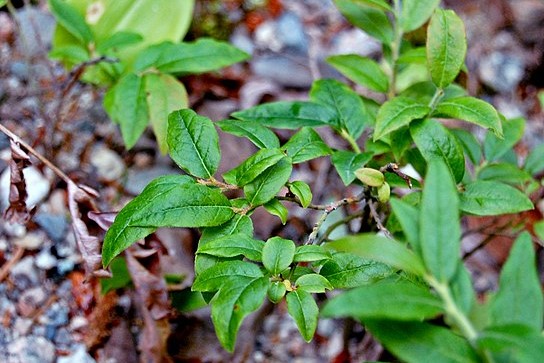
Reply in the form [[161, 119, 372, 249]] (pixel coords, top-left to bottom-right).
[[4, 140, 35, 223]]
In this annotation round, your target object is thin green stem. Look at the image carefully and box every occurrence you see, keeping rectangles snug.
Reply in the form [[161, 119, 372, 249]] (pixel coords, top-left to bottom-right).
[[428, 87, 445, 113], [340, 129, 361, 153]]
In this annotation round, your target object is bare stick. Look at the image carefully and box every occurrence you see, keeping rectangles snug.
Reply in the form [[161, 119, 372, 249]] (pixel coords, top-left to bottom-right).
[[368, 200, 393, 239]]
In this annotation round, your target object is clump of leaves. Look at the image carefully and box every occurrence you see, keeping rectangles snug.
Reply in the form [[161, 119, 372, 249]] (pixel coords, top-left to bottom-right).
[[101, 0, 544, 360]]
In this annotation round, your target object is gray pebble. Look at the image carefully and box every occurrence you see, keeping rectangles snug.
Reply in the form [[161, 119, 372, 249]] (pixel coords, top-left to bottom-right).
[[57, 344, 96, 363], [7, 336, 56, 363], [10, 256, 39, 290], [34, 213, 68, 243]]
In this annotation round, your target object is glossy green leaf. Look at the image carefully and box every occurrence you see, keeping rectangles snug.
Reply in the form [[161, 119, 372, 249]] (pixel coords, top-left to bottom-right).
[[450, 128, 482, 165], [281, 128, 331, 163], [334, 0, 393, 43], [373, 97, 430, 141], [288, 181, 312, 208], [267, 281, 287, 304], [354, 167, 385, 187], [490, 232, 543, 330], [484, 117, 525, 162], [322, 279, 443, 320], [293, 245, 331, 263], [286, 290, 319, 342], [459, 180, 533, 216], [310, 78, 372, 138], [434, 97, 503, 137], [244, 157, 292, 206], [478, 163, 532, 185], [262, 237, 296, 275], [420, 159, 461, 282], [134, 38, 249, 74], [192, 260, 264, 292], [144, 73, 188, 154], [102, 175, 233, 266], [427, 9, 467, 88], [400, 0, 441, 32], [477, 325, 544, 362], [390, 198, 420, 255], [295, 274, 332, 293], [320, 252, 392, 289], [196, 233, 265, 262], [326, 55, 389, 93], [365, 320, 480, 363], [96, 31, 143, 53], [216, 120, 280, 149], [231, 101, 336, 129], [167, 109, 221, 179], [524, 143, 544, 176], [263, 198, 288, 225], [331, 151, 373, 185], [325, 234, 426, 276], [410, 119, 465, 183], [223, 148, 285, 186], [49, 0, 93, 44]]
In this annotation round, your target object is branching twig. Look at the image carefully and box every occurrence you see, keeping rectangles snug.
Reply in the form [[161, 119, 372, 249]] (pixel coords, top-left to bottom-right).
[[197, 177, 239, 191], [380, 163, 412, 189], [368, 200, 393, 238], [318, 210, 366, 244]]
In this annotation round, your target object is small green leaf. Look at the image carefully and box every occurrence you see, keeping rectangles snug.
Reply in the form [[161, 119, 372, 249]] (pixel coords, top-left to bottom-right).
[[373, 97, 430, 141], [397, 47, 427, 65], [484, 117, 525, 162], [390, 198, 421, 255], [420, 159, 461, 282], [288, 181, 312, 208], [48, 45, 90, 63], [100, 257, 131, 293], [490, 232, 543, 330], [192, 260, 264, 292], [478, 163, 532, 185], [477, 325, 544, 363], [325, 234, 426, 277], [262, 237, 296, 275], [427, 9, 467, 88], [400, 0, 441, 32], [459, 180, 533, 216], [231, 101, 336, 129], [216, 119, 280, 149], [322, 279, 443, 320], [433, 97, 503, 137], [350, 0, 391, 10], [268, 281, 287, 303], [167, 109, 221, 179], [354, 167, 385, 187], [49, 0, 93, 44], [223, 148, 285, 186], [377, 182, 390, 202], [524, 143, 544, 176], [319, 252, 392, 288], [295, 274, 333, 293], [196, 233, 265, 262], [334, 0, 393, 43], [450, 262, 476, 315], [293, 245, 331, 263], [244, 157, 292, 206], [331, 151, 373, 185], [326, 55, 389, 93], [96, 32, 143, 54], [450, 128, 483, 165], [410, 119, 465, 183], [286, 290, 319, 342], [263, 198, 288, 225], [281, 127, 331, 163]]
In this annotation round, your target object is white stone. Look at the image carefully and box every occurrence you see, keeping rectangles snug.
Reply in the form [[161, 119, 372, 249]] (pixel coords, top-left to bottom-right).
[[0, 166, 51, 209]]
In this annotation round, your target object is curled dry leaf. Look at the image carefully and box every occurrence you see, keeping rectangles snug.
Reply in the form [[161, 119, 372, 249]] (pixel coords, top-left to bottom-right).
[[4, 140, 35, 223]]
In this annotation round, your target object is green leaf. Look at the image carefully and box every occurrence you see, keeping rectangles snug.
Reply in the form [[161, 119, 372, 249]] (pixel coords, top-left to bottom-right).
[[459, 180, 533, 216], [433, 97, 503, 137], [350, 0, 391, 10], [286, 290, 319, 342], [427, 9, 467, 88], [96, 31, 143, 54], [325, 234, 426, 276], [211, 276, 268, 352], [48, 45, 90, 63], [192, 260, 264, 292], [397, 47, 427, 65], [420, 159, 461, 282], [322, 279, 443, 320], [310, 78, 372, 138], [100, 257, 131, 293], [326, 55, 389, 93], [49, 0, 93, 44], [490, 232, 543, 330], [524, 143, 544, 176], [373, 97, 430, 141], [410, 119, 465, 183], [295, 274, 333, 293], [216, 120, 280, 149], [0, 0, 6, 7], [450, 262, 476, 315], [167, 109, 221, 179], [281, 127, 331, 163], [223, 148, 286, 186], [104, 73, 148, 149], [244, 157, 292, 206], [334, 0, 393, 43], [144, 73, 188, 154], [390, 198, 421, 255], [134, 38, 249, 74], [400, 0, 441, 32], [102, 175, 233, 266], [450, 128, 482, 165], [478, 163, 532, 185], [477, 325, 544, 363], [267, 281, 287, 303], [171, 288, 207, 313], [263, 198, 288, 225], [196, 233, 265, 262], [262, 237, 296, 275], [231, 101, 336, 129], [320, 252, 392, 289], [484, 117, 525, 162], [354, 167, 385, 187], [288, 181, 312, 208], [365, 320, 480, 363], [331, 151, 373, 185], [293, 245, 331, 263]]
